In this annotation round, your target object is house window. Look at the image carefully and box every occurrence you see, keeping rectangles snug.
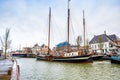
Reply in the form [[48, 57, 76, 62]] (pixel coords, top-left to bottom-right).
[[105, 49, 107, 52], [98, 44, 100, 48], [109, 43, 113, 47], [72, 53, 73, 55], [92, 45, 94, 49], [95, 45, 96, 49], [104, 44, 106, 48], [93, 45, 94, 49]]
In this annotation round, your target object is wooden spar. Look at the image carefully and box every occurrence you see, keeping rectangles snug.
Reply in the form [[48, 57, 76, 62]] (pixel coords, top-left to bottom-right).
[[83, 10, 86, 50], [67, 0, 70, 52], [48, 7, 51, 55]]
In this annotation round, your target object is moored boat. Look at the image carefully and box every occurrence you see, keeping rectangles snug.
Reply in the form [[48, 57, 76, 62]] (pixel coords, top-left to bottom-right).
[[12, 53, 27, 57], [37, 0, 92, 63], [37, 53, 92, 63], [52, 55, 92, 63], [111, 56, 120, 64]]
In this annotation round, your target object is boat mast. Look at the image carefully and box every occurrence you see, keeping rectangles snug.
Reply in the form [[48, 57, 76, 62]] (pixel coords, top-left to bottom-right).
[[48, 7, 51, 55], [83, 10, 86, 50], [67, 0, 70, 52]]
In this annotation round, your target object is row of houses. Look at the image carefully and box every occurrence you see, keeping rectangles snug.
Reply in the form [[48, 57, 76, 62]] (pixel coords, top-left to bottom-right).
[[22, 32, 120, 55], [22, 44, 49, 55]]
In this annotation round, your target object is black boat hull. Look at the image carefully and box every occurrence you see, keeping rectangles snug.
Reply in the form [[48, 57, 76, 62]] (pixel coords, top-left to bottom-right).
[[12, 54, 27, 57], [111, 59, 120, 64], [92, 55, 103, 60], [36, 55, 93, 63]]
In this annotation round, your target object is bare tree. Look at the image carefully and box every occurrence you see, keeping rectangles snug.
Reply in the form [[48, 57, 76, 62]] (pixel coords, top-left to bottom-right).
[[0, 28, 11, 59], [76, 35, 82, 49]]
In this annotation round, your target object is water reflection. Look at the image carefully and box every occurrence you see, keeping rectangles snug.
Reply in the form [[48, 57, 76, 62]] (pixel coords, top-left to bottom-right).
[[17, 58, 120, 80]]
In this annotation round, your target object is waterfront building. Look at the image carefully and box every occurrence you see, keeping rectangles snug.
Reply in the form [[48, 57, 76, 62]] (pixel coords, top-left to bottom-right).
[[89, 32, 120, 54], [32, 43, 41, 55], [40, 44, 49, 55], [22, 47, 32, 54], [32, 44, 51, 55]]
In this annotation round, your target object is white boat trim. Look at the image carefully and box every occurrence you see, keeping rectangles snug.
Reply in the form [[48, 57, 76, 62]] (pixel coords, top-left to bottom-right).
[[53, 57, 90, 61]]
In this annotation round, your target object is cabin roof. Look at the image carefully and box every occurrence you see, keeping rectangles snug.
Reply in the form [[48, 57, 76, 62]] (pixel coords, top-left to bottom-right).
[[56, 41, 70, 47]]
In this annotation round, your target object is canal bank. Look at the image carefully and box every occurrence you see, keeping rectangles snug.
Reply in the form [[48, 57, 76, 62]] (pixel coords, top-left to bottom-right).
[[0, 57, 20, 80], [16, 58, 120, 80]]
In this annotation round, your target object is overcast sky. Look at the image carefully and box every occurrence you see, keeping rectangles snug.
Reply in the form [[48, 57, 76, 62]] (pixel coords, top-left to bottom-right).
[[0, 0, 120, 50]]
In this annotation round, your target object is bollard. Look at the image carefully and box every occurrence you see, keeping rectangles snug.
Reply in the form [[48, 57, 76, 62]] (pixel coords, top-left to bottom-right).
[[8, 67, 12, 75], [8, 69, 12, 75], [17, 65, 20, 74], [16, 65, 20, 80]]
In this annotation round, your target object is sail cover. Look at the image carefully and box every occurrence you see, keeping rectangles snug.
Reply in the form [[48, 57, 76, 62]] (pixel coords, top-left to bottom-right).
[[56, 41, 70, 47]]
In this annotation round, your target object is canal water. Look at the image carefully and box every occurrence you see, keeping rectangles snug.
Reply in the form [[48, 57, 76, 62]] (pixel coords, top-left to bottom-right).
[[16, 58, 120, 80]]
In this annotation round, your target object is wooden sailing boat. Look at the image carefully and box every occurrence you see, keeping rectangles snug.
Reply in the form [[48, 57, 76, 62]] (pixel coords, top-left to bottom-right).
[[37, 0, 92, 62], [51, 0, 92, 62]]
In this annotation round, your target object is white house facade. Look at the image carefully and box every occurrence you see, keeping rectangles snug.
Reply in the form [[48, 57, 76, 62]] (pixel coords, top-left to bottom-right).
[[89, 34, 120, 54]]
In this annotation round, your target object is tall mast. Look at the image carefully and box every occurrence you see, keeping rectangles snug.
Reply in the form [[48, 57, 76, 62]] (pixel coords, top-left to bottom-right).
[[48, 7, 51, 55], [83, 10, 86, 50], [67, 0, 70, 52]]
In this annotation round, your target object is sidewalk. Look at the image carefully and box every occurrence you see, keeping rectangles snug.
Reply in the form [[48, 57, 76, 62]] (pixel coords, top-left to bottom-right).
[[0, 56, 20, 80], [0, 58, 13, 80]]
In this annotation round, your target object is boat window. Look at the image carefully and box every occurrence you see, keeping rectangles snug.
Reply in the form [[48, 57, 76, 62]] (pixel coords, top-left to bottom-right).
[[72, 53, 73, 55]]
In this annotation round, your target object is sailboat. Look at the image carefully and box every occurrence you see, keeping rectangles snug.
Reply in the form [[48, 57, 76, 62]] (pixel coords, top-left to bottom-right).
[[37, 0, 92, 63], [51, 1, 92, 62]]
